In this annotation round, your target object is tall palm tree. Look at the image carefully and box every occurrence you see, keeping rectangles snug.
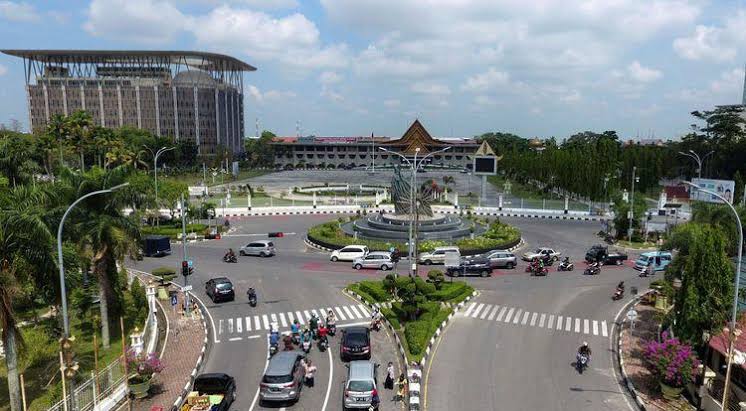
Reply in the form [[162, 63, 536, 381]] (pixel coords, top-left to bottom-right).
[[46, 113, 70, 166], [0, 186, 57, 411], [67, 111, 93, 171]]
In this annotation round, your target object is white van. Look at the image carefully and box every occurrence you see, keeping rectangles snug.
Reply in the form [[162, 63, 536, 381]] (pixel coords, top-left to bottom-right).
[[418, 246, 460, 265], [330, 245, 370, 262]]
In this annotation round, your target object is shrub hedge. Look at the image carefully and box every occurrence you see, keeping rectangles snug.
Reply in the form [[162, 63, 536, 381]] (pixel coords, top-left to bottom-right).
[[141, 223, 209, 239], [381, 307, 400, 329], [151, 266, 177, 282], [358, 281, 392, 302]]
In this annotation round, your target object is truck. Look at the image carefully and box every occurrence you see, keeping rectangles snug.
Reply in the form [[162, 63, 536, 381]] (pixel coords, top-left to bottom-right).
[[143, 235, 171, 257], [584, 245, 628, 265], [181, 373, 236, 411]]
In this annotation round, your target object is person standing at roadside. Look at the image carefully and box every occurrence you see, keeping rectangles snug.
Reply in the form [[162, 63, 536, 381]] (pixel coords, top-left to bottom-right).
[[396, 373, 407, 401], [304, 359, 317, 387], [385, 362, 395, 389]]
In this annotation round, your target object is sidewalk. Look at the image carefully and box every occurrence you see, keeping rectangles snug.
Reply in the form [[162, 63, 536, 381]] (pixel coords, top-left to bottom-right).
[[132, 281, 206, 411]]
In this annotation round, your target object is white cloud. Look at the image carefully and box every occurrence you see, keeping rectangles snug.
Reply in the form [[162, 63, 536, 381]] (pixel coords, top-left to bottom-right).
[[560, 90, 582, 103], [354, 45, 431, 78], [0, 1, 38, 22], [84, 0, 189, 44], [319, 71, 342, 85], [673, 11, 746, 61], [461, 68, 509, 92], [247, 85, 296, 103], [474, 95, 497, 106], [383, 99, 400, 108], [248, 85, 263, 102], [411, 82, 451, 96], [710, 68, 744, 95], [0, 64, 7, 76], [225, 0, 299, 10], [626, 61, 662, 82], [321, 88, 344, 102]]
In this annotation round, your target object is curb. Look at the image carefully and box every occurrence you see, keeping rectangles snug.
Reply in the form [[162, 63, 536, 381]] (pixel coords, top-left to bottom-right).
[[614, 291, 654, 411], [345, 288, 478, 410], [304, 236, 527, 255], [171, 297, 210, 411]]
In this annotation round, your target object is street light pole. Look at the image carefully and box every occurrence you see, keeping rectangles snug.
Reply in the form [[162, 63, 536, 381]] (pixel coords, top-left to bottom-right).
[[627, 166, 638, 241], [678, 150, 714, 179], [683, 181, 743, 411], [150, 146, 175, 228]]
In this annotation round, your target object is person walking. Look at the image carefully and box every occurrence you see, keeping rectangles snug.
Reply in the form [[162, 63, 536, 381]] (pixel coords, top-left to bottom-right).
[[304, 359, 317, 387], [384, 362, 395, 390]]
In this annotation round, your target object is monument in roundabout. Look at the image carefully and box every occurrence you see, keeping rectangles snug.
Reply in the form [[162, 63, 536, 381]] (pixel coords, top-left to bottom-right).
[[341, 165, 485, 242]]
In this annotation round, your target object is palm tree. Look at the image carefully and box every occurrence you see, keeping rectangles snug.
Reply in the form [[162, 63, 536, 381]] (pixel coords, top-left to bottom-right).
[[46, 113, 70, 166], [67, 111, 93, 171], [60, 168, 141, 348], [0, 186, 57, 411]]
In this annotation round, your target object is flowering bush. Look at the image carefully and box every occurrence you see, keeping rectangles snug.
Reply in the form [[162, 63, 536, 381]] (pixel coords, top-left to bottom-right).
[[644, 332, 700, 388], [126, 348, 164, 383]]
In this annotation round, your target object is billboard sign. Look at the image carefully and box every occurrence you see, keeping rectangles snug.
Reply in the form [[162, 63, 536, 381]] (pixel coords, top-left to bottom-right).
[[690, 178, 735, 204], [188, 186, 208, 197], [473, 157, 497, 175]]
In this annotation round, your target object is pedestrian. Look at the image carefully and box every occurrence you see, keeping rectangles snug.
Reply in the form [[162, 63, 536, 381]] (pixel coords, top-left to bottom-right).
[[384, 362, 395, 389], [304, 359, 317, 387], [395, 373, 407, 401]]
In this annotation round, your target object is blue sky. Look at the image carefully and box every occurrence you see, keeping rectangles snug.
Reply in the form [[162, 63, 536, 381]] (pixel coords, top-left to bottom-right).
[[1, 0, 746, 140]]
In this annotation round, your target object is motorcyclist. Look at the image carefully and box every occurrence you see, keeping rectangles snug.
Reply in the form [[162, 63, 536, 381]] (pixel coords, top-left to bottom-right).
[[300, 327, 312, 346], [224, 248, 236, 260], [577, 341, 592, 358], [283, 334, 294, 351], [562, 256, 570, 265], [326, 310, 336, 326], [371, 308, 382, 329], [309, 314, 320, 338], [269, 329, 280, 348], [290, 319, 300, 338], [616, 281, 625, 292], [317, 322, 329, 345], [247, 287, 257, 301]]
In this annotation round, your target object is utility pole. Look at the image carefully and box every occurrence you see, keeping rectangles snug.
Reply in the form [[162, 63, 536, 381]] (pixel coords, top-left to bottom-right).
[[180, 193, 191, 315], [371, 132, 375, 173], [627, 166, 637, 241], [411, 148, 419, 277]]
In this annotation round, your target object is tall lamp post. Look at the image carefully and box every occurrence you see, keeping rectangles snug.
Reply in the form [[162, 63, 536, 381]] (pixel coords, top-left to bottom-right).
[[380, 146, 451, 276], [678, 150, 714, 179], [145, 146, 175, 228], [627, 166, 639, 241], [683, 181, 743, 411]]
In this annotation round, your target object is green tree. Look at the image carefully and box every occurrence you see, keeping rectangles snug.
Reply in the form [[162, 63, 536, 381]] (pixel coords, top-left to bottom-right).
[[46, 113, 71, 166], [176, 139, 199, 168], [244, 131, 276, 168], [0, 131, 39, 187], [158, 179, 188, 218], [610, 193, 647, 239], [67, 110, 94, 171]]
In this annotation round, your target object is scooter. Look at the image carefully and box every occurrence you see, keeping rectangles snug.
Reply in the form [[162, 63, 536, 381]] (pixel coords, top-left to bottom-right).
[[318, 337, 328, 352], [370, 318, 382, 331], [612, 288, 624, 301], [328, 323, 337, 336], [292, 332, 300, 345], [247, 293, 257, 307], [558, 261, 574, 271], [530, 265, 549, 276], [223, 254, 237, 263], [302, 338, 311, 353], [576, 353, 589, 374], [584, 263, 600, 276]]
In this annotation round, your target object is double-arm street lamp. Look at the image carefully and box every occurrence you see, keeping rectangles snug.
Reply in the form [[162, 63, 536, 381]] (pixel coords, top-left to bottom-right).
[[682, 181, 743, 411], [379, 146, 451, 276], [144, 146, 176, 228], [678, 149, 714, 179]]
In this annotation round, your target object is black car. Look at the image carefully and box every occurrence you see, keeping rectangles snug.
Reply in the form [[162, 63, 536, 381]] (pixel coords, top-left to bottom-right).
[[191, 373, 236, 411], [446, 256, 493, 277], [205, 277, 235, 303], [340, 326, 371, 361]]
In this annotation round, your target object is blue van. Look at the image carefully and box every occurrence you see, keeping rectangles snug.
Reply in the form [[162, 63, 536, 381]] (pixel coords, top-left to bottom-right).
[[633, 251, 673, 272]]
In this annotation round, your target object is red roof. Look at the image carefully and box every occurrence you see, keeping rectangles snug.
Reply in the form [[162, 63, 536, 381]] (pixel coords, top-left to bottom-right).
[[709, 316, 746, 369], [664, 186, 689, 201]]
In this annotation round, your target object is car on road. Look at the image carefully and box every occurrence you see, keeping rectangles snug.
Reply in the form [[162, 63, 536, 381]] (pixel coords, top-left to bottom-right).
[[584, 245, 628, 265], [445, 255, 493, 277], [353, 252, 394, 270], [331, 245, 370, 262], [483, 250, 517, 268], [183, 373, 236, 411], [343, 360, 380, 410], [143, 235, 171, 257], [522, 247, 561, 262], [633, 251, 673, 272], [419, 246, 460, 265], [259, 351, 305, 404], [205, 277, 235, 303], [341, 326, 371, 361], [239, 240, 275, 257]]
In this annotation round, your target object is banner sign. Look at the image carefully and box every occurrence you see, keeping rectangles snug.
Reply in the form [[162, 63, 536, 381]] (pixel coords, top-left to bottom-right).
[[690, 178, 735, 204]]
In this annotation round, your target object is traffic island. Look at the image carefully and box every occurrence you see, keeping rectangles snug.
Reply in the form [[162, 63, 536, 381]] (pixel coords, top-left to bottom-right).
[[618, 297, 697, 411]]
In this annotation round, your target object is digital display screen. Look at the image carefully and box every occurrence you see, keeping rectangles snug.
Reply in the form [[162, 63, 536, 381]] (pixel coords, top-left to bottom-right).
[[474, 157, 496, 174]]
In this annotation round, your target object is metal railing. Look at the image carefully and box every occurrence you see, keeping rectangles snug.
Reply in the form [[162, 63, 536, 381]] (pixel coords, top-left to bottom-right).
[[707, 377, 742, 411]]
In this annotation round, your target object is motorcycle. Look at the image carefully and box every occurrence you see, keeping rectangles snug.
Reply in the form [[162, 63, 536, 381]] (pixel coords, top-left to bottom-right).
[[328, 323, 337, 336], [576, 353, 589, 374], [318, 337, 328, 352], [612, 288, 624, 301], [223, 254, 237, 263], [292, 332, 300, 345], [301, 339, 311, 353], [558, 261, 574, 271], [584, 263, 600, 276], [370, 318, 382, 331], [248, 293, 257, 307], [529, 264, 549, 276]]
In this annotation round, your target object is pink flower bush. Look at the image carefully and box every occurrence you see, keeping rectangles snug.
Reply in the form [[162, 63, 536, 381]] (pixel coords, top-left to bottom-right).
[[644, 332, 700, 388], [126, 348, 164, 382]]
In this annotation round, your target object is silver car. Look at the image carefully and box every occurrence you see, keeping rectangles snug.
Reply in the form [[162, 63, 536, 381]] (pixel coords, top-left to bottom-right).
[[484, 250, 517, 268], [259, 351, 305, 403], [353, 252, 394, 271], [343, 360, 379, 410], [240, 240, 276, 257]]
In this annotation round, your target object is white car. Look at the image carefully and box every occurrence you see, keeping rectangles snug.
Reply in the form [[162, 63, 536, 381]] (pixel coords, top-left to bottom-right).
[[522, 247, 561, 262], [330, 245, 369, 262]]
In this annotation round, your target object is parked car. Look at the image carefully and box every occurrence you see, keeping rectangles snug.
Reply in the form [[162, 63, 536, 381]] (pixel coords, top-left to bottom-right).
[[633, 251, 673, 272], [522, 247, 561, 262], [331, 245, 370, 262], [343, 361, 380, 410], [205, 277, 235, 303], [353, 252, 394, 270], [445, 256, 493, 277], [483, 250, 517, 268], [419, 246, 460, 265], [240, 240, 275, 257], [182, 373, 236, 411], [584, 245, 628, 265], [143, 235, 171, 257], [259, 351, 305, 404], [341, 326, 371, 361]]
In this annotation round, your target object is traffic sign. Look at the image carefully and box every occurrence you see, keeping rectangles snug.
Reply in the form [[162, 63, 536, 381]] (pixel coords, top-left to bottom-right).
[[626, 309, 638, 321], [188, 260, 194, 268], [170, 295, 178, 306], [183, 285, 193, 292]]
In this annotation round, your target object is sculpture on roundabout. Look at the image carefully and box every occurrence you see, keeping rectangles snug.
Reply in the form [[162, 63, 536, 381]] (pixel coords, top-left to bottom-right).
[[391, 165, 434, 217]]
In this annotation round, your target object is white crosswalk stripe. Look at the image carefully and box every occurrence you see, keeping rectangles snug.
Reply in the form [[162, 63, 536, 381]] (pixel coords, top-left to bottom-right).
[[304, 310, 312, 320], [480, 304, 492, 319], [270, 313, 278, 328], [335, 306, 347, 321], [472, 304, 485, 318], [228, 318, 234, 333], [504, 308, 515, 323], [539, 314, 546, 328], [262, 315, 270, 330], [584, 319, 590, 335], [254, 315, 261, 331], [530, 313, 538, 327], [349, 305, 362, 319], [487, 305, 499, 321], [236, 317, 242, 333], [311, 309, 320, 319], [521, 311, 529, 325], [287, 312, 295, 325], [496, 306, 507, 322], [279, 313, 288, 328], [464, 302, 476, 317], [343, 306, 354, 319], [295, 311, 305, 325], [592, 320, 598, 336], [512, 309, 522, 324], [556, 315, 563, 331], [565, 317, 572, 332], [357, 304, 371, 317], [574, 318, 580, 333], [245, 316, 252, 332], [548, 314, 554, 329], [601, 321, 608, 337]]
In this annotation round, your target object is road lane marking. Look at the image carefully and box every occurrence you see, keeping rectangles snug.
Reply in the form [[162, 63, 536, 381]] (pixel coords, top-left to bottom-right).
[[248, 331, 271, 411], [229, 337, 242, 342], [556, 315, 563, 330], [565, 317, 572, 332], [338, 321, 369, 328], [479, 304, 492, 319], [295, 311, 305, 325], [471, 303, 485, 318], [246, 316, 251, 332], [349, 305, 362, 318], [287, 312, 295, 325], [496, 306, 507, 321], [334, 306, 347, 320], [279, 313, 287, 328], [584, 319, 590, 334], [592, 320, 599, 336], [219, 319, 224, 335], [357, 304, 370, 317], [311, 309, 321, 319], [304, 310, 312, 320], [271, 313, 278, 327], [503, 307, 515, 323], [262, 315, 270, 330], [321, 335, 333, 411], [548, 314, 554, 329], [601, 321, 608, 337], [539, 313, 546, 328], [574, 318, 581, 333], [254, 315, 261, 331], [342, 306, 354, 319], [236, 317, 242, 333], [228, 318, 234, 333], [487, 305, 500, 320], [521, 311, 530, 325], [512, 309, 523, 324], [530, 313, 538, 327], [247, 334, 261, 339], [464, 302, 476, 317]]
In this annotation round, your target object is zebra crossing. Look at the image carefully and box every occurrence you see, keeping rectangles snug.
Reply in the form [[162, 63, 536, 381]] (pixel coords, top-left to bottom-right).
[[216, 303, 372, 342], [459, 302, 610, 338]]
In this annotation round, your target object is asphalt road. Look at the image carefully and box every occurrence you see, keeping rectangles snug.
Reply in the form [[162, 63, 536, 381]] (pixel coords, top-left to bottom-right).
[[129, 214, 406, 411], [425, 217, 653, 411]]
